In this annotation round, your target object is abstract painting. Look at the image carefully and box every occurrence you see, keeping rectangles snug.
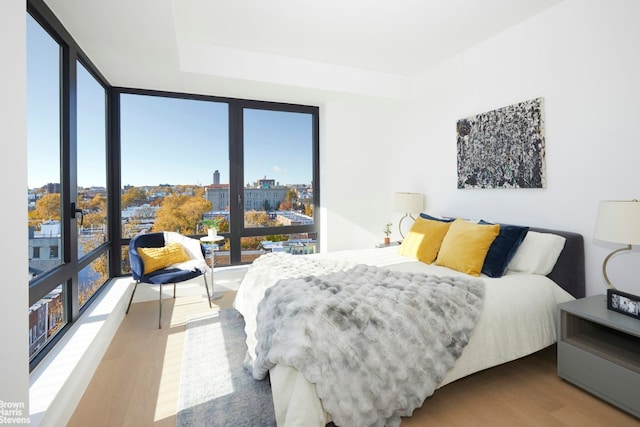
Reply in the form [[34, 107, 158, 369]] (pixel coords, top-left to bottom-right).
[[456, 97, 545, 189]]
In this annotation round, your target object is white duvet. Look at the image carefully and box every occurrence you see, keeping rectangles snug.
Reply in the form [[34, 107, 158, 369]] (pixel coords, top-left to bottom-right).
[[233, 246, 575, 426]]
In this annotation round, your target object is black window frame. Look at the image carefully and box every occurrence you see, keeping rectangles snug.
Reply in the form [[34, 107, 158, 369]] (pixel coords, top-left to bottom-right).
[[28, 0, 114, 370]]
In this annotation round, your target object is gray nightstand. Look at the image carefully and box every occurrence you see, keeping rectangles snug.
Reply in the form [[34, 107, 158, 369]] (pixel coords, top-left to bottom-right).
[[557, 295, 640, 418]]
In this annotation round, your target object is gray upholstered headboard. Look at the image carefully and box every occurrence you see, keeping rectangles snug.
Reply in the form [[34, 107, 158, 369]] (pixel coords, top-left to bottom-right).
[[529, 227, 585, 299]]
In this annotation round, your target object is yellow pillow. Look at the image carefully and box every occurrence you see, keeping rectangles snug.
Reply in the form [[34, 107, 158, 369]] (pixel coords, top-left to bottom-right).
[[137, 242, 190, 275], [435, 218, 500, 276], [397, 216, 452, 264]]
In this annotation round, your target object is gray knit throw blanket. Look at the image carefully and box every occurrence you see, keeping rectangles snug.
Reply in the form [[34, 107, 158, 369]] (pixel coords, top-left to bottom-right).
[[251, 263, 485, 427]]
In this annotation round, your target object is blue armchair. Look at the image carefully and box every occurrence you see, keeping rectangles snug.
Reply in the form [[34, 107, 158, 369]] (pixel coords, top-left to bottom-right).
[[127, 232, 212, 328]]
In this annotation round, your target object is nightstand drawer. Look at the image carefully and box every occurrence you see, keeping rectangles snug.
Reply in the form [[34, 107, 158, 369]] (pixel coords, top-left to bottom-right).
[[557, 296, 640, 418], [558, 342, 640, 417]]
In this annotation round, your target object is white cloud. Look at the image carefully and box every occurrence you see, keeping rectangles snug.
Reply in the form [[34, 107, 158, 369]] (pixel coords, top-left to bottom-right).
[[272, 165, 288, 174]]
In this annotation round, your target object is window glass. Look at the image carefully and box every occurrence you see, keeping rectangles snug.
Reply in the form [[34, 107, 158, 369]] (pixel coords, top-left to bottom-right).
[[27, 14, 63, 278], [120, 94, 229, 238], [79, 254, 109, 307], [29, 284, 65, 360], [243, 109, 314, 229], [77, 61, 107, 256]]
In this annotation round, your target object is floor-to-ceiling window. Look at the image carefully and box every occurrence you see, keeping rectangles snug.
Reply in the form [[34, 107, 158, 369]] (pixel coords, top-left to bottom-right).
[[76, 61, 109, 307], [118, 91, 319, 268], [26, 0, 319, 368], [26, 12, 66, 360], [26, 13, 62, 280], [27, 4, 112, 368]]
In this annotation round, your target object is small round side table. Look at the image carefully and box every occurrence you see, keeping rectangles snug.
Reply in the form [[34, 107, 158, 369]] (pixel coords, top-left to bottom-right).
[[200, 235, 225, 300]]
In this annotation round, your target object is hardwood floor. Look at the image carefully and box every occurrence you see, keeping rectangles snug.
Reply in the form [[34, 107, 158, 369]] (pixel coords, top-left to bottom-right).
[[404, 347, 640, 427], [68, 291, 237, 427], [69, 288, 640, 427]]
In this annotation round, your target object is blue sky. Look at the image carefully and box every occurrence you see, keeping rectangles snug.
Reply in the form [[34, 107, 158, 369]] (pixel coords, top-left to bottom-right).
[[27, 14, 59, 190], [119, 96, 313, 187], [27, 14, 313, 190]]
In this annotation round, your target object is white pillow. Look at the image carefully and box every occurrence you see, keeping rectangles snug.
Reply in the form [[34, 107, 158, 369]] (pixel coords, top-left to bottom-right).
[[507, 231, 566, 275]]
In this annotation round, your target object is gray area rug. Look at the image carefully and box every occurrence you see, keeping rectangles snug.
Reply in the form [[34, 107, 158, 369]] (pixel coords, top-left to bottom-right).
[[176, 309, 276, 427]]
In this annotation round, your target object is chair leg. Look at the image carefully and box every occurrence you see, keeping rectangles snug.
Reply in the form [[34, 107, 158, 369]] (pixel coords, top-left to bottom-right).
[[126, 281, 140, 314], [173, 283, 177, 298], [203, 274, 212, 308], [159, 282, 163, 329]]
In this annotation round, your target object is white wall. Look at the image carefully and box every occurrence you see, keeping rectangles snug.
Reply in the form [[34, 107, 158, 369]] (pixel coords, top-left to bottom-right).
[[0, 0, 30, 420], [320, 96, 404, 252], [392, 0, 640, 297]]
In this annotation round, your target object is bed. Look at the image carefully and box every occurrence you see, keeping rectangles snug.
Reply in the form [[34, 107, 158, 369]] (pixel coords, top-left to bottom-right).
[[233, 219, 585, 427]]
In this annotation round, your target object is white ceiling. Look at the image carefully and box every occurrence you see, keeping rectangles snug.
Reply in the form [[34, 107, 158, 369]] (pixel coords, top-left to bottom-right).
[[45, 0, 563, 98]]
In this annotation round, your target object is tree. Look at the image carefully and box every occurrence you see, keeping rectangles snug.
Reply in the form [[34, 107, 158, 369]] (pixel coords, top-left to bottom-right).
[[80, 194, 107, 231], [149, 197, 164, 207], [30, 193, 61, 223], [304, 203, 313, 217], [78, 238, 108, 306], [152, 194, 212, 234], [83, 211, 107, 231], [279, 189, 297, 211], [121, 187, 147, 209], [278, 200, 291, 211], [241, 236, 263, 250], [217, 217, 230, 233], [244, 211, 273, 227], [82, 194, 106, 212]]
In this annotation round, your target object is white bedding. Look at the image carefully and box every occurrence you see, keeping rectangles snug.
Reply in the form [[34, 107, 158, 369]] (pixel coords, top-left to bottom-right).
[[233, 246, 575, 426]]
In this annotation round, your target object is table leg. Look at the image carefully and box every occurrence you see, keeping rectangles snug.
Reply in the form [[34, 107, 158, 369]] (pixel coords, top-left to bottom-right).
[[210, 244, 223, 300]]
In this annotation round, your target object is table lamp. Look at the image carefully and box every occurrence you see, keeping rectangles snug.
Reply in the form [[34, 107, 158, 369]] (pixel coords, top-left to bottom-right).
[[394, 192, 424, 238], [593, 199, 640, 289]]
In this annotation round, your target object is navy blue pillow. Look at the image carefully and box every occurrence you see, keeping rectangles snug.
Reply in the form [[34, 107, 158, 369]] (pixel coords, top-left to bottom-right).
[[479, 221, 529, 278], [419, 213, 455, 222]]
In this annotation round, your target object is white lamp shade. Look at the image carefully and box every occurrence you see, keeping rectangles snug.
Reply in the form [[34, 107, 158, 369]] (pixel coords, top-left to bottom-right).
[[394, 192, 424, 214], [594, 200, 640, 245]]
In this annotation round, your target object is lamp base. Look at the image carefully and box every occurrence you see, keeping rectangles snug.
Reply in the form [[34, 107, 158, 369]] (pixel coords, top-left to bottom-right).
[[602, 244, 632, 290], [398, 214, 416, 239]]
